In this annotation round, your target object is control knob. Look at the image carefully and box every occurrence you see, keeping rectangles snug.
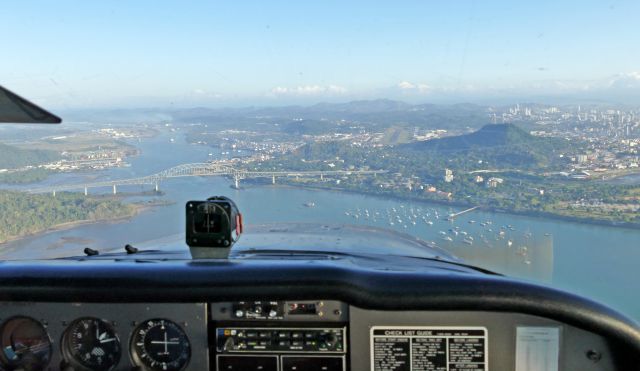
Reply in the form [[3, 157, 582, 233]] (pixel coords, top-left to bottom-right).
[[321, 333, 338, 348]]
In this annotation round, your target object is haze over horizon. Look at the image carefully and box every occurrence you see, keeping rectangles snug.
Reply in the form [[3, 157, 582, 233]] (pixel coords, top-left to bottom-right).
[[3, 1, 640, 109]]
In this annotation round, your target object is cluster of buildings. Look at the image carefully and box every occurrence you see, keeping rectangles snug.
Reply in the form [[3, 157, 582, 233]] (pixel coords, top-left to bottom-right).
[[42, 148, 134, 172], [204, 130, 305, 161], [97, 128, 138, 139], [40, 157, 127, 172], [413, 129, 449, 142], [494, 104, 640, 178]]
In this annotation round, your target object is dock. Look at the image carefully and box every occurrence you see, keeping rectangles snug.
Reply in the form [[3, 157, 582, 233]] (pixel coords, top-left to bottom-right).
[[447, 206, 479, 220]]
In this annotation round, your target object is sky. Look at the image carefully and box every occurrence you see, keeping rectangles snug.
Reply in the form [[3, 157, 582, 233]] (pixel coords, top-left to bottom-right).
[[2, 0, 640, 109]]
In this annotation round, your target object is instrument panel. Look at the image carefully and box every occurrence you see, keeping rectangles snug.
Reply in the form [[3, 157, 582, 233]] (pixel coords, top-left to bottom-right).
[[0, 301, 621, 371], [0, 303, 207, 371]]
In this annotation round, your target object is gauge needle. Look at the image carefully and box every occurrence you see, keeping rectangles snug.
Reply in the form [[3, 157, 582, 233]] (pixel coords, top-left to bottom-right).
[[13, 343, 49, 354], [100, 338, 117, 344], [150, 332, 180, 354]]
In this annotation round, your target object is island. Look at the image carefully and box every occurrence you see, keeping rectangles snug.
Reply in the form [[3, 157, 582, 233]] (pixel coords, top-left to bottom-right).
[[0, 191, 138, 244]]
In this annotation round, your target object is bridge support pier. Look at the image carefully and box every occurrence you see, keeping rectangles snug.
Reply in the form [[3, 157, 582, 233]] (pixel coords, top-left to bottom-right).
[[234, 175, 240, 189], [84, 187, 88, 196], [52, 190, 56, 197], [113, 184, 117, 195], [154, 182, 159, 192], [272, 175, 276, 184], [320, 173, 324, 181]]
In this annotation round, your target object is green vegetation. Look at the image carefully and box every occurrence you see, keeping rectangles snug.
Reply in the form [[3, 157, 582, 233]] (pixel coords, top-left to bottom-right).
[[182, 100, 490, 142], [0, 143, 60, 169], [254, 124, 640, 226], [401, 124, 570, 169], [0, 191, 136, 243], [0, 168, 51, 184]]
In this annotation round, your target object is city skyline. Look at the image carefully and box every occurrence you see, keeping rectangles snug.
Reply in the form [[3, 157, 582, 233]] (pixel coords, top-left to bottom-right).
[[3, 1, 640, 108]]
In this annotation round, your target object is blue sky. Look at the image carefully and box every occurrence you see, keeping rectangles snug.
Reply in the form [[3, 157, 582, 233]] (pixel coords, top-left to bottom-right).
[[2, 0, 639, 108]]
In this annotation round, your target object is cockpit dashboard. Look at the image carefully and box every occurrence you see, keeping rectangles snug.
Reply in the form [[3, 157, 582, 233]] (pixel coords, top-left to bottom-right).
[[0, 254, 638, 371]]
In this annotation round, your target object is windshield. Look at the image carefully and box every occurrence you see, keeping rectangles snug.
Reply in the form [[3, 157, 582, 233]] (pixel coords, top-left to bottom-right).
[[1, 1, 640, 320]]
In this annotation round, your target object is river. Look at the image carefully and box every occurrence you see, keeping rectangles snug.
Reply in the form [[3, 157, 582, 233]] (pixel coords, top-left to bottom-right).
[[1, 127, 639, 321]]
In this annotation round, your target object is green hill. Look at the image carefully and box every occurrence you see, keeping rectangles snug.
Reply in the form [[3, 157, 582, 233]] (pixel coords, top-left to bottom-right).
[[400, 124, 569, 169], [0, 143, 60, 169]]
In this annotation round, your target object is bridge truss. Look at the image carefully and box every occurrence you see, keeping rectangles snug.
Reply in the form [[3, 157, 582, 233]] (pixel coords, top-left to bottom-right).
[[26, 162, 387, 195]]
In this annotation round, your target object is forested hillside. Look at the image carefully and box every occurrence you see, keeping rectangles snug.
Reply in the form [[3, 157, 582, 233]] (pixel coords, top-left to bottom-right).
[[0, 142, 60, 169], [0, 191, 135, 243]]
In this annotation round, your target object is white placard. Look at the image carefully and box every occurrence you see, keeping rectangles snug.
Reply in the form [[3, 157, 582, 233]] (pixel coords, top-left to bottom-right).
[[515, 327, 560, 371]]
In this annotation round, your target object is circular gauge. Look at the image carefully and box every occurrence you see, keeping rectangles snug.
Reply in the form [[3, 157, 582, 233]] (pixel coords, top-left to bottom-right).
[[62, 317, 121, 371], [0, 317, 52, 371], [130, 319, 190, 371]]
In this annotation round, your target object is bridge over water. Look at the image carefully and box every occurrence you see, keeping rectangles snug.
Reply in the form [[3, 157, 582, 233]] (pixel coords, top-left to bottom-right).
[[26, 162, 387, 195]]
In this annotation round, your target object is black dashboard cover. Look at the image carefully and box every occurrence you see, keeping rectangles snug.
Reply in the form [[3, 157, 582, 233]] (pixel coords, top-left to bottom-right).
[[0, 257, 638, 361]]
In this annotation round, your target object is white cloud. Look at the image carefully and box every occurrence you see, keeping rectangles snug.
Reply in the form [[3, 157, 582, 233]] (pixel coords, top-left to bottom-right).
[[398, 81, 415, 89], [606, 71, 640, 89], [397, 81, 430, 93], [327, 85, 347, 94], [270, 84, 348, 96], [191, 88, 222, 98]]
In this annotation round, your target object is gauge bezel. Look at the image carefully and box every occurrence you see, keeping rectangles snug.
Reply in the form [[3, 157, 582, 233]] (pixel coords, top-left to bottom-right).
[[0, 315, 53, 370], [129, 318, 191, 371], [61, 317, 121, 371]]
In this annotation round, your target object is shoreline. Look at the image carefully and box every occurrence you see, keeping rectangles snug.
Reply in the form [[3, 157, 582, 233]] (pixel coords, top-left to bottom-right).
[[1, 180, 636, 248], [0, 200, 167, 246], [244, 181, 640, 231]]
